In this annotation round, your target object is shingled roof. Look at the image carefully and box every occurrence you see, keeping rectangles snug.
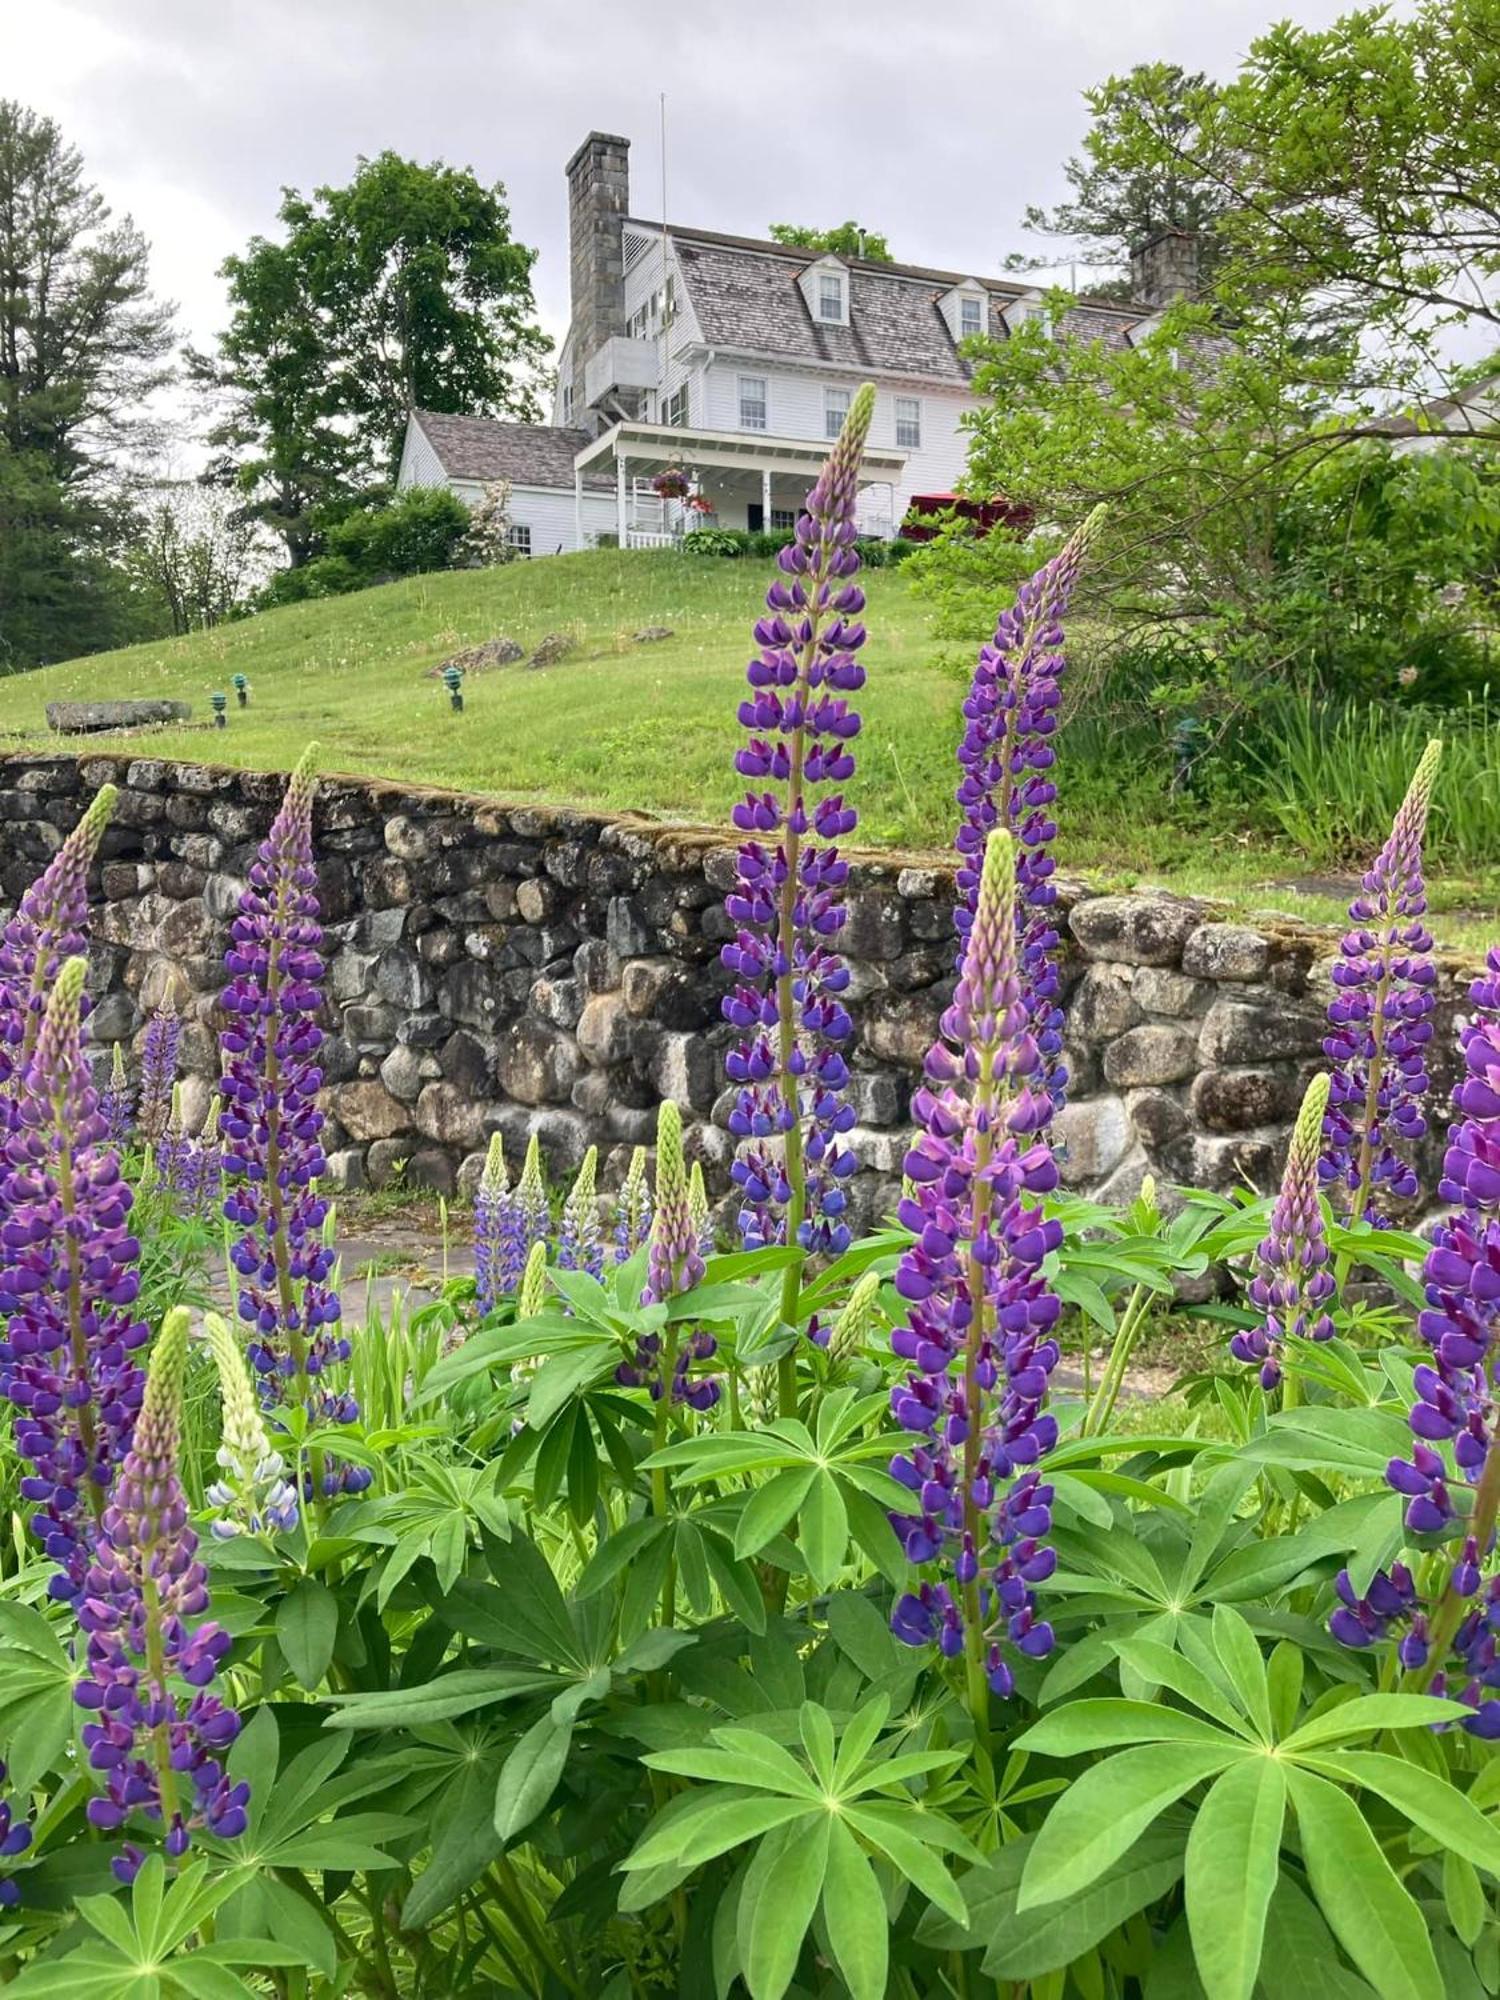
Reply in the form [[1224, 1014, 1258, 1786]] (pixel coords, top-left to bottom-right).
[[662, 225, 1143, 383], [412, 411, 614, 489]]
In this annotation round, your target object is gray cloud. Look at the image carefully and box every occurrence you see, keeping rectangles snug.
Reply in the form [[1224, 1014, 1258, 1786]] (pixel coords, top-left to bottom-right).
[[10, 0, 1362, 361]]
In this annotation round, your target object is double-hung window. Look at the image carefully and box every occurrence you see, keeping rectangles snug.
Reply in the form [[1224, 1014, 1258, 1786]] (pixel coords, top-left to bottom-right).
[[895, 396, 922, 449], [818, 273, 844, 322], [663, 385, 688, 427], [507, 524, 532, 558], [739, 375, 768, 432], [959, 294, 984, 339], [824, 385, 851, 439]]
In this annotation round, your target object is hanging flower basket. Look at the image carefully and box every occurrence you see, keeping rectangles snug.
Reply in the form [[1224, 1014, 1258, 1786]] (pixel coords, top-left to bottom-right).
[[685, 493, 714, 515], [652, 467, 691, 500]]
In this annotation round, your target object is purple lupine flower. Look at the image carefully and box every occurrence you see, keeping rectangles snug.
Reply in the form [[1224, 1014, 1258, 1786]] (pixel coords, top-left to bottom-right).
[[137, 1006, 181, 1146], [498, 1136, 548, 1296], [888, 831, 1063, 1697], [0, 1763, 31, 1905], [1319, 741, 1442, 1226], [558, 1146, 603, 1279], [218, 750, 364, 1492], [953, 512, 1102, 1115], [0, 785, 115, 1122], [616, 1103, 719, 1410], [474, 1135, 508, 1316], [1230, 1074, 1336, 1389], [98, 1043, 134, 1149], [74, 1307, 249, 1880], [0, 959, 147, 1602], [613, 1145, 652, 1265], [1331, 938, 1500, 1733], [721, 386, 874, 1256]]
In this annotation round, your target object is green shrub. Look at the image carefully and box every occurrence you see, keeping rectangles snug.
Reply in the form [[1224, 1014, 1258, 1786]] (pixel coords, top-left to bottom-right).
[[681, 527, 746, 558], [259, 487, 471, 606]]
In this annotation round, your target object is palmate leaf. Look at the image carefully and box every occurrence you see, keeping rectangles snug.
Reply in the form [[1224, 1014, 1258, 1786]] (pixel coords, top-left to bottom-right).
[[1298, 1748, 1500, 1878], [739, 1815, 830, 2000], [822, 1818, 888, 2000]]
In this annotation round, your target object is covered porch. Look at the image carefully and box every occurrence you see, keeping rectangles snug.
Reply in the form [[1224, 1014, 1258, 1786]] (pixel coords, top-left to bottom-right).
[[572, 421, 907, 549]]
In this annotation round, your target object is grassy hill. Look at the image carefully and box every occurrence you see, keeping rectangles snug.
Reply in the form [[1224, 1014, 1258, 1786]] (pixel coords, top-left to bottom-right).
[[0, 551, 963, 849], [1, 548, 1494, 947]]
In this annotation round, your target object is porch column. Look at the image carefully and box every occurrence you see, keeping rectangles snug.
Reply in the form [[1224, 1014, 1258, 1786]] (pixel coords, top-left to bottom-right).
[[616, 453, 628, 547], [761, 466, 772, 532], [573, 466, 583, 552]]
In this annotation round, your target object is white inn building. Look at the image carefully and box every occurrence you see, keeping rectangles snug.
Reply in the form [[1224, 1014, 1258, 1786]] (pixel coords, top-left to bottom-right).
[[397, 131, 1187, 557]]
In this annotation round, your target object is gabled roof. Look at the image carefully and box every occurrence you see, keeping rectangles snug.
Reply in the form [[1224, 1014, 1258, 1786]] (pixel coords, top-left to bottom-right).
[[651, 224, 1144, 384], [411, 410, 613, 489], [1373, 373, 1500, 439]]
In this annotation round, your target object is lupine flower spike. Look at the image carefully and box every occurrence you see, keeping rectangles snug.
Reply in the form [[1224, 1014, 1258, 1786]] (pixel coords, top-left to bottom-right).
[[722, 386, 874, 1254], [888, 830, 1063, 1704], [0, 958, 147, 1601], [614, 1146, 652, 1264], [75, 1307, 249, 1881], [559, 1147, 603, 1278], [1320, 740, 1442, 1226], [503, 1135, 548, 1293], [137, 1006, 181, 1146], [155, 1084, 194, 1200], [616, 1103, 719, 1410], [203, 1313, 298, 1540], [218, 749, 365, 1494], [99, 1044, 134, 1149], [1230, 1074, 1336, 1390], [0, 784, 115, 1122], [1335, 939, 1500, 1727], [688, 1161, 713, 1260], [953, 510, 1104, 1115], [474, 1135, 508, 1315]]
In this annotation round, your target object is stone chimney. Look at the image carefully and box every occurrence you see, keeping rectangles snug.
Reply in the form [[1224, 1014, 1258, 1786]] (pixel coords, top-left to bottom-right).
[[1129, 228, 1199, 308], [566, 132, 630, 433]]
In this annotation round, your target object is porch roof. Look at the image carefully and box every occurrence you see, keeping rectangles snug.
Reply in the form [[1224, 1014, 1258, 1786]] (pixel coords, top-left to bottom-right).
[[572, 420, 906, 483]]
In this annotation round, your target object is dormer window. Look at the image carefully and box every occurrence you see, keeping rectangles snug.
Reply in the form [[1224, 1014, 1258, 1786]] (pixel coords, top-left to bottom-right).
[[799, 255, 850, 328], [818, 273, 844, 322], [959, 294, 984, 339]]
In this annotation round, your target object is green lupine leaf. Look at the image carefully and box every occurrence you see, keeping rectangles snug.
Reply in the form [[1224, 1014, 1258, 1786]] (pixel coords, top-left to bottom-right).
[[1017, 1699, 1235, 1755], [275, 1579, 339, 1691], [741, 1815, 830, 2000], [842, 1802, 968, 1926], [1285, 1768, 1440, 2000], [1019, 1744, 1243, 1911], [1299, 1749, 1500, 1877], [1281, 1693, 1469, 1752], [1443, 1849, 1486, 1950], [1185, 1756, 1286, 2000], [322, 1667, 560, 1728], [624, 1791, 815, 1872], [1211, 1605, 1273, 1742], [799, 1472, 849, 1592], [823, 1817, 889, 2000], [494, 1714, 573, 1843], [733, 1467, 817, 1561]]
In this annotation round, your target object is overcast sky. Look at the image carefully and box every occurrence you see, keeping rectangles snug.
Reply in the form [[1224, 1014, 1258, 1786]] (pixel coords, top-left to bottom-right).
[[10, 0, 1367, 377]]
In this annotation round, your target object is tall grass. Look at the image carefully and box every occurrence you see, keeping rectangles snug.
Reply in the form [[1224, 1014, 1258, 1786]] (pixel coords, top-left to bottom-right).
[[1238, 690, 1500, 868]]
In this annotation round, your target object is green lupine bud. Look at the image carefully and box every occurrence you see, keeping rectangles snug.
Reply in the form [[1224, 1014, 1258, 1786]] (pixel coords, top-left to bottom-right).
[[518, 1238, 549, 1320], [204, 1313, 297, 1537], [830, 1269, 883, 1368], [746, 1366, 779, 1428], [616, 1144, 652, 1261], [479, 1132, 507, 1199], [688, 1160, 710, 1250], [560, 1146, 601, 1274]]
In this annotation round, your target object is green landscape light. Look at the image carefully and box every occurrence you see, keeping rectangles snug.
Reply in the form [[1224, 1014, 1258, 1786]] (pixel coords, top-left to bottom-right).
[[442, 664, 464, 713], [211, 692, 227, 728], [231, 674, 249, 707]]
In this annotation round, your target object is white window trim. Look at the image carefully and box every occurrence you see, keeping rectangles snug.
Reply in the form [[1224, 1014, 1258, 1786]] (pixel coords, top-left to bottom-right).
[[895, 396, 922, 449], [817, 273, 845, 323], [738, 374, 768, 432], [507, 523, 532, 558], [824, 386, 851, 440], [959, 295, 984, 338]]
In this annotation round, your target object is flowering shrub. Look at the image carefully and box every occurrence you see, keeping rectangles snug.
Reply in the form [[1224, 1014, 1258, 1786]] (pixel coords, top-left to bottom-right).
[[0, 389, 1495, 2000]]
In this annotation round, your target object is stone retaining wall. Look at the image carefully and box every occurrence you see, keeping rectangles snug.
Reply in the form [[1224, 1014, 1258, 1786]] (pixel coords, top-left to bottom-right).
[[0, 753, 1481, 1223]]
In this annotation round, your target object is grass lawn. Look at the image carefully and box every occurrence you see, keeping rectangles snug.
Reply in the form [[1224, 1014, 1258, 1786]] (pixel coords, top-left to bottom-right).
[[2, 549, 1495, 952]]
